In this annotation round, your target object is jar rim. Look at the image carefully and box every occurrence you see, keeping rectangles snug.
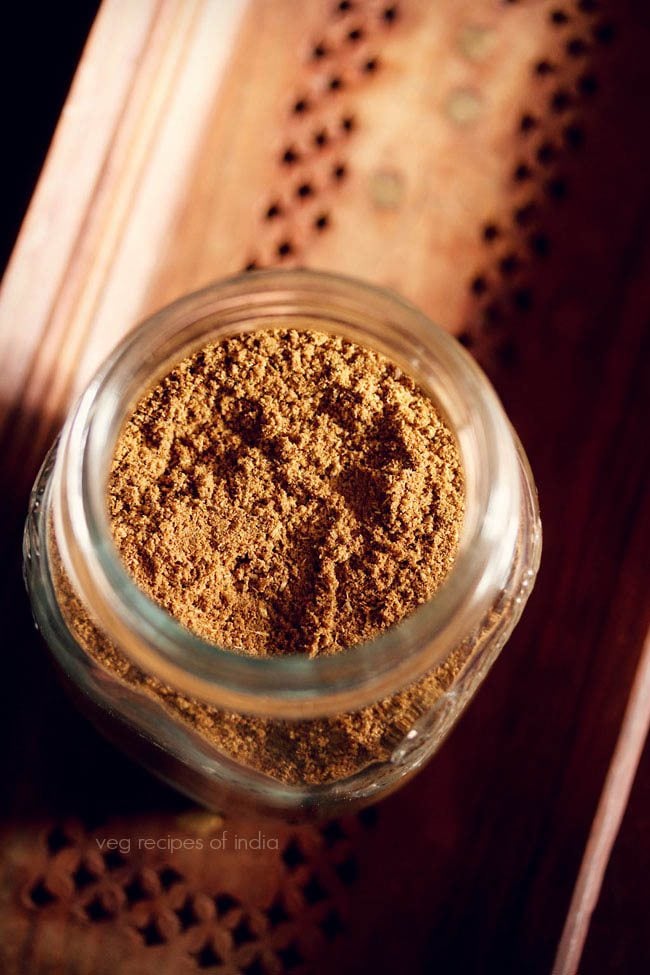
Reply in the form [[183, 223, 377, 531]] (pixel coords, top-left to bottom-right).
[[52, 269, 521, 718]]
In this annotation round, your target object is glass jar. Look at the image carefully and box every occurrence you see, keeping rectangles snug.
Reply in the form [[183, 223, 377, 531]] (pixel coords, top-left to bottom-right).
[[23, 269, 541, 820]]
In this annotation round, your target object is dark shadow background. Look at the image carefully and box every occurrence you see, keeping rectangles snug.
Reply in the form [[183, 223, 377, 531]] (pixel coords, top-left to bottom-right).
[[2, 3, 187, 819], [3, 3, 100, 271], [2, 4, 650, 975]]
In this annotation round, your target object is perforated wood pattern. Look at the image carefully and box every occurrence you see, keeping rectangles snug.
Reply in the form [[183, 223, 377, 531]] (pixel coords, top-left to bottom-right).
[[461, 0, 620, 366], [1, 1, 650, 974], [11, 811, 375, 975], [143, 0, 621, 360], [240, 1, 398, 270]]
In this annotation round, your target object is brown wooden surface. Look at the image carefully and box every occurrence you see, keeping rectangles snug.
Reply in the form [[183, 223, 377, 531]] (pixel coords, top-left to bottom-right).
[[1, 1, 649, 973], [553, 628, 650, 974], [583, 734, 650, 973]]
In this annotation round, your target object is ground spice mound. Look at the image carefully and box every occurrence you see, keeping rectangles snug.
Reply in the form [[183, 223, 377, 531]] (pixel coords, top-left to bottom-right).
[[109, 329, 464, 657], [54, 328, 469, 786]]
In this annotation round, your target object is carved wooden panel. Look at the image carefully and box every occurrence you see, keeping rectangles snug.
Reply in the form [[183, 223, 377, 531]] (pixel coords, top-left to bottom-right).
[[1, 1, 649, 973]]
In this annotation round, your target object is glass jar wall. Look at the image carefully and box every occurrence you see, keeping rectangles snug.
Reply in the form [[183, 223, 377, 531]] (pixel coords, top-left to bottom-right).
[[23, 270, 541, 820]]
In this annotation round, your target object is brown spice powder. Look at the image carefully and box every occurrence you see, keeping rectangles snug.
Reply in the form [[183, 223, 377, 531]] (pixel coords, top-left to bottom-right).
[[54, 329, 468, 785], [109, 329, 463, 655]]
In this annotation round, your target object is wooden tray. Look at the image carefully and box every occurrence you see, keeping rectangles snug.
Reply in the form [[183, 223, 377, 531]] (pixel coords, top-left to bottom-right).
[[1, 1, 649, 972]]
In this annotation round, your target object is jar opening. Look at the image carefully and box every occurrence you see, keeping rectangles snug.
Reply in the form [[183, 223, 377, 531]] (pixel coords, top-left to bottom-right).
[[51, 269, 520, 718]]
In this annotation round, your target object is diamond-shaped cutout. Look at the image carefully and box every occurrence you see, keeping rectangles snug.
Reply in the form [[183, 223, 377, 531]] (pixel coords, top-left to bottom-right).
[[176, 895, 199, 932], [46, 826, 73, 855], [335, 856, 358, 886], [281, 838, 306, 871], [242, 957, 268, 975], [358, 805, 379, 828], [72, 862, 98, 891], [320, 909, 344, 942], [193, 941, 223, 969], [321, 820, 346, 847], [104, 850, 126, 871], [124, 875, 149, 905], [30, 879, 56, 908], [139, 919, 166, 947], [302, 875, 327, 905], [158, 865, 183, 890], [232, 916, 256, 947], [267, 895, 289, 928], [277, 942, 303, 970], [215, 892, 239, 916], [85, 895, 114, 922]]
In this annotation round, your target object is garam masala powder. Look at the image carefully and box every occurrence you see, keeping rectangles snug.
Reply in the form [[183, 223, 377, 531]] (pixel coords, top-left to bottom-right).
[[54, 328, 467, 785]]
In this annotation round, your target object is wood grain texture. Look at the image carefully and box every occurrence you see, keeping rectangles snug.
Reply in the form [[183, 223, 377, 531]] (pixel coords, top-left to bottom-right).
[[0, 0, 247, 485], [1, 1, 649, 973], [143, 0, 548, 322], [582, 736, 650, 973], [0, 0, 159, 424], [553, 628, 650, 975]]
